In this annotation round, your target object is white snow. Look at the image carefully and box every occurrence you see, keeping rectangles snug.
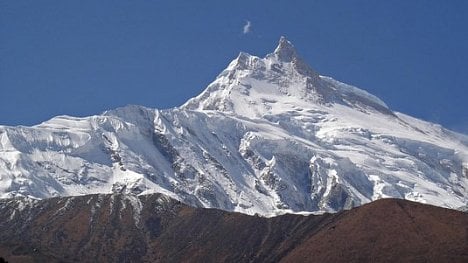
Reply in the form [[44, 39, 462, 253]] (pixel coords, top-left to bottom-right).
[[0, 37, 467, 216]]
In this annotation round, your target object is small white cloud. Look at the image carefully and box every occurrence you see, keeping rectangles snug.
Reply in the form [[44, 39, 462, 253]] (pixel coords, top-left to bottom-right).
[[243, 20, 252, 34]]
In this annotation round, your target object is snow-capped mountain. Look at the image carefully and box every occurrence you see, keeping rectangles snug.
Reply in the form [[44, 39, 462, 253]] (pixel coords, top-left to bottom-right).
[[1, 37, 467, 216]]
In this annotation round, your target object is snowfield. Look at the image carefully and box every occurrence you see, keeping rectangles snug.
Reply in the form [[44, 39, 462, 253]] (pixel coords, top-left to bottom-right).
[[1, 37, 467, 216]]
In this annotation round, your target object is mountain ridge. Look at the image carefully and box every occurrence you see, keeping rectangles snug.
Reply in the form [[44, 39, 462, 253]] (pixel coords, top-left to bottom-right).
[[0, 37, 467, 216], [0, 194, 467, 263], [182, 37, 393, 117]]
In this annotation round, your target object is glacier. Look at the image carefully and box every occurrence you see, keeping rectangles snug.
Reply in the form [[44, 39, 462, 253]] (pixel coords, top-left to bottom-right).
[[1, 37, 467, 216]]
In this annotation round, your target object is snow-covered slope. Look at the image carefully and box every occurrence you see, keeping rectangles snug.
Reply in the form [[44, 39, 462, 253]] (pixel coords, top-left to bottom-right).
[[1, 37, 467, 216]]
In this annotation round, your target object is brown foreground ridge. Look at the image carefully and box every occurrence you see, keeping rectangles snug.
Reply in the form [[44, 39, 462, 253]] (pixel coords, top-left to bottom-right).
[[0, 194, 467, 263]]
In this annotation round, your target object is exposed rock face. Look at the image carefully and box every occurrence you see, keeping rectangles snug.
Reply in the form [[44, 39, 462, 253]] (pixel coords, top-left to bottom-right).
[[0, 194, 466, 263]]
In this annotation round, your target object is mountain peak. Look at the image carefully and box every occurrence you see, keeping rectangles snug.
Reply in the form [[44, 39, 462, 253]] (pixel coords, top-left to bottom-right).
[[183, 37, 393, 116], [270, 36, 318, 78], [274, 36, 298, 62], [1, 37, 467, 219]]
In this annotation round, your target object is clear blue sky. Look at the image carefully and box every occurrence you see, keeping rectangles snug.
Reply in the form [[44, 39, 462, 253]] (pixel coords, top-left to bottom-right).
[[1, 1, 467, 133]]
